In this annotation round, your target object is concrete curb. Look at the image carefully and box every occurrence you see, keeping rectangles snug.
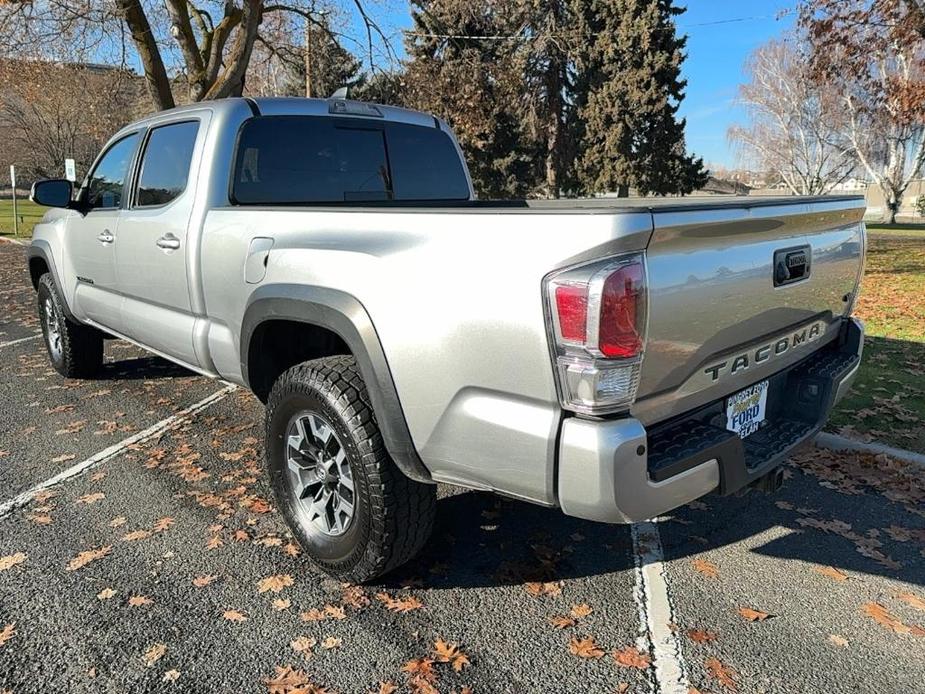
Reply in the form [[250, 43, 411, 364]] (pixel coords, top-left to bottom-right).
[[814, 432, 925, 469]]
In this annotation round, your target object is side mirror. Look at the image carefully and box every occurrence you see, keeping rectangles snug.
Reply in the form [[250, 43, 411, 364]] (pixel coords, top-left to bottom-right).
[[30, 179, 74, 209]]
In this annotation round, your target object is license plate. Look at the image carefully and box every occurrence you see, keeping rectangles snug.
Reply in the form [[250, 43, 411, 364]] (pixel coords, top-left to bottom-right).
[[726, 380, 769, 438]]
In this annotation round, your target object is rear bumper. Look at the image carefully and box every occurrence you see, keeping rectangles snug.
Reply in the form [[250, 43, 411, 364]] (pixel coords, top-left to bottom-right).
[[557, 317, 864, 524]]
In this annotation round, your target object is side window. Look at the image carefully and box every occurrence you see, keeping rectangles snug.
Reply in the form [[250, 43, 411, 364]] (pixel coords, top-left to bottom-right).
[[135, 121, 200, 207], [231, 116, 471, 205], [233, 117, 391, 204], [86, 133, 140, 210]]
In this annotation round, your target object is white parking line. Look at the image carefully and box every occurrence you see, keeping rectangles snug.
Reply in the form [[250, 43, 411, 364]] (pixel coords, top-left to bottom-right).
[[631, 520, 690, 694], [0, 334, 41, 349], [0, 384, 237, 520]]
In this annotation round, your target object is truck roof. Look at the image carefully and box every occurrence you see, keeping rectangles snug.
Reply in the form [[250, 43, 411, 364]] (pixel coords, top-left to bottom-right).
[[131, 96, 442, 131]]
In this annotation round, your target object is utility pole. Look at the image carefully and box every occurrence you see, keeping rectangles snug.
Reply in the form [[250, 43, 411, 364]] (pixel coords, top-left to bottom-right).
[[10, 165, 18, 237]]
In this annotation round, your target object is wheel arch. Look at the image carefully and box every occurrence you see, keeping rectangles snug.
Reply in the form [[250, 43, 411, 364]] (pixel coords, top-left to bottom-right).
[[242, 285, 432, 484], [27, 241, 78, 321]]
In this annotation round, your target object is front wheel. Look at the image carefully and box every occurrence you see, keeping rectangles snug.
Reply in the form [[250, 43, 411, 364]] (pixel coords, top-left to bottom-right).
[[37, 274, 103, 378], [265, 356, 436, 582]]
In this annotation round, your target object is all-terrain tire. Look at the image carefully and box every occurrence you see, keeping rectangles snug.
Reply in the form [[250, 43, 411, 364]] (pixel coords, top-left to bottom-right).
[[37, 273, 104, 378], [265, 355, 436, 582]]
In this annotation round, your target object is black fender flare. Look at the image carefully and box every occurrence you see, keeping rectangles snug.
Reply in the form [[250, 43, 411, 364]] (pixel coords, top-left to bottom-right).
[[26, 241, 79, 322], [241, 284, 432, 484]]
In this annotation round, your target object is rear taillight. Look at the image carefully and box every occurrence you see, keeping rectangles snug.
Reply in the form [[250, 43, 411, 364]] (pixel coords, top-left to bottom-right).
[[545, 254, 647, 415]]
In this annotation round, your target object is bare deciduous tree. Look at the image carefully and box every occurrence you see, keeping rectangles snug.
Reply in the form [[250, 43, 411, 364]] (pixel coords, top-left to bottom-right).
[[801, 0, 925, 221], [729, 37, 856, 196], [0, 0, 392, 111], [0, 58, 140, 183]]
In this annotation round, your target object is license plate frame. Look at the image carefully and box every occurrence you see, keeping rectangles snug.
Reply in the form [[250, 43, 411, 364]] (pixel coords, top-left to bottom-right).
[[725, 380, 769, 439]]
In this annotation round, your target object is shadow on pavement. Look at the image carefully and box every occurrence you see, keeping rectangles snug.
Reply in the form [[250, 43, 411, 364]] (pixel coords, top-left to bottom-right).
[[381, 459, 924, 591]]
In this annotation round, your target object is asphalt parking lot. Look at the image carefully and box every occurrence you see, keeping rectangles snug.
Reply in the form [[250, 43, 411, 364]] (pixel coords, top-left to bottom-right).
[[0, 239, 923, 694]]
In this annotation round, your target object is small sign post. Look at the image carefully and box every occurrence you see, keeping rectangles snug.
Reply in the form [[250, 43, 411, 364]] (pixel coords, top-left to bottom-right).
[[65, 158, 76, 182], [9, 165, 18, 237]]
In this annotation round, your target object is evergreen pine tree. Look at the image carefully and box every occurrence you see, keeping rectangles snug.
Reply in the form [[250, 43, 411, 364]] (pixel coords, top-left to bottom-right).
[[402, 1, 539, 198], [574, 0, 706, 196]]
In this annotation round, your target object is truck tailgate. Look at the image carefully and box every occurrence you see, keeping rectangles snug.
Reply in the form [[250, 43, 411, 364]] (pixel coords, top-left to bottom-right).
[[631, 197, 866, 425]]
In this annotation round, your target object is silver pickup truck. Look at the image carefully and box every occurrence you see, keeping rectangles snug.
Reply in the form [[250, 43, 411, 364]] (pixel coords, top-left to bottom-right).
[[27, 97, 866, 581]]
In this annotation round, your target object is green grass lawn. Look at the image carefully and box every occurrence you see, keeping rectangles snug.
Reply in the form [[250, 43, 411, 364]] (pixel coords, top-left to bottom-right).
[[0, 199, 46, 238], [829, 235, 925, 452]]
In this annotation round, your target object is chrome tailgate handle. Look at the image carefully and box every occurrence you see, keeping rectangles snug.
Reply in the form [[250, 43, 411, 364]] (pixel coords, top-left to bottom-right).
[[156, 234, 181, 251]]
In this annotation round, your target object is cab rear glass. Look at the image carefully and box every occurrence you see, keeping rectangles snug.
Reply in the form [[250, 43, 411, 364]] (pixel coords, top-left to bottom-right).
[[230, 115, 471, 204]]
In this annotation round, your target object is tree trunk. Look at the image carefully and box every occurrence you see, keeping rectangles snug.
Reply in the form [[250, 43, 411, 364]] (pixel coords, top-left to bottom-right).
[[117, 0, 175, 110], [545, 62, 562, 199], [305, 24, 313, 98], [617, 184, 629, 197]]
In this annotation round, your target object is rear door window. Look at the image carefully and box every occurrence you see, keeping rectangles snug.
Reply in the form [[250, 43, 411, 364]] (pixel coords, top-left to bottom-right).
[[232, 116, 470, 204], [135, 121, 200, 207]]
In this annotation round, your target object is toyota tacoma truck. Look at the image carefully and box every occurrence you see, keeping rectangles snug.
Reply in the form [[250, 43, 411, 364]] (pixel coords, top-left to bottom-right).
[[26, 97, 866, 582]]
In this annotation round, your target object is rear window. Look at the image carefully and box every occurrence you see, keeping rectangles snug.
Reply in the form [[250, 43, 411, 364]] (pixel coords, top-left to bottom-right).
[[231, 116, 470, 204]]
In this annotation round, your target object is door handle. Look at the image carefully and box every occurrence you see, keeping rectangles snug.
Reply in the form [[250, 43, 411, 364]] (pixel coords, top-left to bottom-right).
[[97, 230, 114, 244], [156, 234, 181, 251]]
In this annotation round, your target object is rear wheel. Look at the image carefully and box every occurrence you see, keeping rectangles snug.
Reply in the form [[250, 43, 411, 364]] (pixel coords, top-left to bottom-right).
[[37, 274, 103, 378], [265, 355, 436, 582]]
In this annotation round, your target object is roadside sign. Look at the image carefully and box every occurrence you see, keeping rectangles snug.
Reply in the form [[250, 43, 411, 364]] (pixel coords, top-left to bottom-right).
[[9, 165, 18, 236], [65, 159, 76, 182]]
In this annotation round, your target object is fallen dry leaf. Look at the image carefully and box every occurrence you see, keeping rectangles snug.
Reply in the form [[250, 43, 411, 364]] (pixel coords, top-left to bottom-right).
[[376, 592, 424, 612], [738, 607, 772, 622], [264, 665, 309, 694], [549, 615, 577, 629], [27, 514, 52, 526], [321, 636, 341, 650], [0, 623, 15, 647], [122, 529, 152, 542], [897, 592, 925, 612], [612, 645, 651, 669], [65, 546, 112, 571], [570, 603, 593, 618], [128, 595, 153, 607], [300, 608, 328, 622], [525, 581, 563, 597], [142, 643, 167, 667], [223, 609, 247, 622], [257, 574, 294, 594], [862, 602, 925, 636], [192, 574, 218, 588], [342, 585, 369, 609], [0, 553, 27, 571], [50, 453, 76, 463], [568, 636, 605, 659], [813, 566, 849, 582], [206, 536, 223, 550], [705, 656, 738, 691], [290, 635, 316, 655], [401, 658, 437, 684], [152, 517, 175, 533], [324, 604, 346, 620], [273, 598, 292, 611], [433, 639, 470, 671], [109, 516, 127, 528], [162, 669, 181, 682], [375, 682, 398, 694], [692, 559, 719, 578], [828, 634, 849, 647], [686, 629, 717, 643], [77, 492, 105, 505], [97, 588, 116, 600]]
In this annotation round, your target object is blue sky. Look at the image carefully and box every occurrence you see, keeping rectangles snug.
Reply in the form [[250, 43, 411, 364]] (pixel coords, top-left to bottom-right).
[[675, 2, 795, 168], [359, 0, 796, 169]]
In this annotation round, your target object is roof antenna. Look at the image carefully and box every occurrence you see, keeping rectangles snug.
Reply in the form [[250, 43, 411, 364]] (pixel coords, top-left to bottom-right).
[[330, 86, 349, 99]]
